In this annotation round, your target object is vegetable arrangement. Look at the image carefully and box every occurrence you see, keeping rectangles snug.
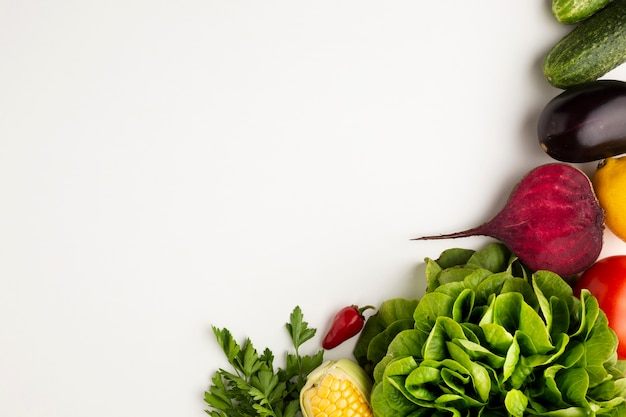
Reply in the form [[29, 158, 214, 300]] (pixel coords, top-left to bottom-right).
[[205, 1, 626, 416]]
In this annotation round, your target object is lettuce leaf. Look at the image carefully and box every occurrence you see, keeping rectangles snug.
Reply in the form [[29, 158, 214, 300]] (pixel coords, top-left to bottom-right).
[[354, 243, 626, 417]]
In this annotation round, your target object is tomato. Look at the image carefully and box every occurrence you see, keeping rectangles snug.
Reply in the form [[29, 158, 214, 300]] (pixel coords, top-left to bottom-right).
[[573, 255, 626, 359]]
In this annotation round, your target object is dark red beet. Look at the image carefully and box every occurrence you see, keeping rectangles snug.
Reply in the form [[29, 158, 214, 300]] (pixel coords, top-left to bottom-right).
[[414, 163, 604, 276]]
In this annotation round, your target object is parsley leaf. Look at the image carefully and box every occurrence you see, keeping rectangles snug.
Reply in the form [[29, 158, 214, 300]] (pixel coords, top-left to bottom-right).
[[205, 306, 324, 417]]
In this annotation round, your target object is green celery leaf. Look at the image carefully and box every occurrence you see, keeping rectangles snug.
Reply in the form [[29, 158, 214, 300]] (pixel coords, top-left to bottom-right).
[[205, 306, 323, 417], [250, 370, 279, 402], [285, 305, 316, 350], [285, 348, 324, 388], [204, 372, 235, 412], [267, 381, 287, 404], [252, 403, 276, 417], [237, 338, 263, 378], [212, 326, 241, 366], [281, 399, 300, 417]]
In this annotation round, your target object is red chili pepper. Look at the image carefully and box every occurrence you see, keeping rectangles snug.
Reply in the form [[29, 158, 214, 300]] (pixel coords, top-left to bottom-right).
[[322, 305, 375, 350]]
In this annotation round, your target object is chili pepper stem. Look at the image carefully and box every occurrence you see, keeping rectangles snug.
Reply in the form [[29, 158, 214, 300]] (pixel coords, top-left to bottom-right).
[[356, 305, 375, 316]]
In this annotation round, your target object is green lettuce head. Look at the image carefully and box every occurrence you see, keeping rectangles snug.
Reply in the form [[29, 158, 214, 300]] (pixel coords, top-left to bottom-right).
[[354, 243, 626, 417]]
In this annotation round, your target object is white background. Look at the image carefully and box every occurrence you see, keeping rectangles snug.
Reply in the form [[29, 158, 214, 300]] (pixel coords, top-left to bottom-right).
[[2, 2, 626, 416]]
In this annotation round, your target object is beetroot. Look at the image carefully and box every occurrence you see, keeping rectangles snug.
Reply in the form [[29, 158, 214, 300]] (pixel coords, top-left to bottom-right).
[[415, 163, 604, 276]]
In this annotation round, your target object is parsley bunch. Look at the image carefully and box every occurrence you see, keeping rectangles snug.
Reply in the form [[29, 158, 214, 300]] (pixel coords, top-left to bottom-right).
[[205, 306, 324, 417]]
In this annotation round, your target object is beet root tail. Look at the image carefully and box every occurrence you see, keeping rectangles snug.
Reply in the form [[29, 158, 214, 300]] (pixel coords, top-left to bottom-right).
[[412, 227, 485, 241]]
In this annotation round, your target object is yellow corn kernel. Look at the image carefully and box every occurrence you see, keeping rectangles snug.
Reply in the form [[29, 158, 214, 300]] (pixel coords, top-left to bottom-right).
[[304, 373, 371, 417], [300, 360, 373, 417]]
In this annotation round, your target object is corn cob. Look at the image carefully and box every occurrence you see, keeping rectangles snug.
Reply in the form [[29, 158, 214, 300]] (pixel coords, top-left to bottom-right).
[[300, 359, 373, 417]]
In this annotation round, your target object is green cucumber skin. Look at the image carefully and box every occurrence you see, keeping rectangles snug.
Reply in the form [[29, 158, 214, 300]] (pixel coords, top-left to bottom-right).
[[552, 0, 613, 24], [544, 0, 626, 89]]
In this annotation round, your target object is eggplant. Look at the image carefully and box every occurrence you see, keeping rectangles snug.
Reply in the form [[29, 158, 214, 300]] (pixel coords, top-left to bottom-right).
[[537, 79, 626, 163]]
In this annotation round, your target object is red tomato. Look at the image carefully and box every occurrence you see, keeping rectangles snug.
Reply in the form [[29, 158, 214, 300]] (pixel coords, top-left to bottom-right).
[[574, 255, 626, 359]]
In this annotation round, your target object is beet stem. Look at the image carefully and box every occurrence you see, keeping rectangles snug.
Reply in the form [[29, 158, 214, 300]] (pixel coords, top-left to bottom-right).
[[412, 225, 487, 241]]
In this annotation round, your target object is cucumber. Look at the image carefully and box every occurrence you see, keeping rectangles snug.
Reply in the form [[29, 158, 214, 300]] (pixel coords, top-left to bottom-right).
[[552, 0, 613, 24], [543, 0, 626, 89]]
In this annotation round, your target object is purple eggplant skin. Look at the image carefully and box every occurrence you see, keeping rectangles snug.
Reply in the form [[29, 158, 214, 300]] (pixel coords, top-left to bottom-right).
[[537, 79, 626, 163]]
